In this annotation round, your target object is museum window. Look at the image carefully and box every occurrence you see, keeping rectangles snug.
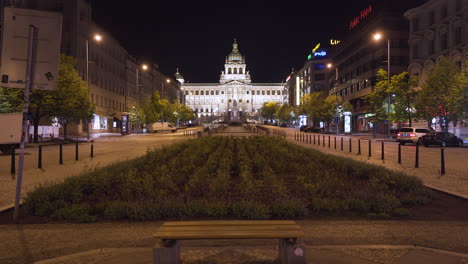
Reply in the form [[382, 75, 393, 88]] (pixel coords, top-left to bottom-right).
[[201, 90, 204, 95], [267, 90, 270, 95], [239, 99, 242, 103], [262, 90, 265, 95], [247, 100, 249, 103], [221, 91, 224, 94], [228, 68, 232, 74], [234, 68, 238, 74], [216, 90, 219, 95], [239, 68, 243, 74], [246, 91, 249, 94], [195, 91, 199, 95], [257, 90, 260, 95]]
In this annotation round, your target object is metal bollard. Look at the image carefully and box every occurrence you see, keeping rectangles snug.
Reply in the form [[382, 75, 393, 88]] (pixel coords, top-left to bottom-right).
[[318, 134, 321, 145], [334, 137, 336, 149], [10, 150, 15, 174], [349, 138, 352, 152], [75, 142, 79, 161], [441, 148, 445, 175], [381, 142, 385, 160], [323, 135, 325, 147], [415, 143, 419, 168], [59, 144, 63, 165], [314, 135, 316, 145], [91, 140, 94, 158], [38, 145, 42, 169], [341, 137, 343, 151], [358, 139, 361, 155], [368, 140, 372, 157], [398, 144, 401, 163], [328, 136, 331, 148]]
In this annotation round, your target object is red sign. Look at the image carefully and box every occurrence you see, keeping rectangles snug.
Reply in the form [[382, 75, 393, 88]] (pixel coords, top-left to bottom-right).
[[349, 5, 372, 30]]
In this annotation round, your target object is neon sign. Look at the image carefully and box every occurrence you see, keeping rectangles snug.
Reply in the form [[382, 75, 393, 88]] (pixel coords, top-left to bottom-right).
[[314, 51, 327, 57], [311, 43, 321, 53], [349, 5, 372, 30], [330, 39, 341, 45]]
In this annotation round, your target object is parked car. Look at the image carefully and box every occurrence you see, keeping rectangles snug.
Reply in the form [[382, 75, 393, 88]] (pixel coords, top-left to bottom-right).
[[299, 125, 309, 132], [397, 127, 431, 145], [305, 127, 321, 133], [421, 132, 464, 147]]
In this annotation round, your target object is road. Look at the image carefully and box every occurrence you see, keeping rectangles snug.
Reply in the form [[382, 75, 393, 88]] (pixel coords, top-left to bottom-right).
[[261, 125, 468, 199], [0, 131, 195, 210]]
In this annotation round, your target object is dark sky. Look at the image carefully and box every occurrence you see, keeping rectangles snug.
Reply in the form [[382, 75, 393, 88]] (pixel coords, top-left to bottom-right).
[[89, 0, 398, 83]]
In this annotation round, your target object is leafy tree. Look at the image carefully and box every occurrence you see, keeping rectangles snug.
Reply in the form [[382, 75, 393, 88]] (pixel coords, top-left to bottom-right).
[[299, 92, 324, 126], [363, 69, 389, 124], [129, 105, 146, 130], [259, 101, 279, 122], [0, 87, 22, 113], [48, 55, 94, 139], [414, 56, 467, 131], [275, 104, 295, 124], [387, 72, 419, 127]]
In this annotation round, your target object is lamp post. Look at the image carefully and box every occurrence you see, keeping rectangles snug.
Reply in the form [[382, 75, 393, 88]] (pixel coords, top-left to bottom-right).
[[134, 64, 148, 132], [373, 33, 391, 139], [85, 33, 102, 140]]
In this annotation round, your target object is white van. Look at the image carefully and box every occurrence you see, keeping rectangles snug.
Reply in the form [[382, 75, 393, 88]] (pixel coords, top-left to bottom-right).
[[397, 127, 431, 145], [147, 122, 177, 133]]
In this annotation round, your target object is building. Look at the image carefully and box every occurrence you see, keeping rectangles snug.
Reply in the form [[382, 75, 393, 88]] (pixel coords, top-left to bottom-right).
[[327, 0, 425, 134], [0, 0, 181, 134], [180, 40, 286, 123], [404, 0, 468, 135]]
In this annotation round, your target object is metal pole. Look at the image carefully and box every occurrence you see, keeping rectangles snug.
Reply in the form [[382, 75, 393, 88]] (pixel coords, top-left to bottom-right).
[[75, 142, 79, 161], [368, 140, 372, 157], [381, 141, 385, 160], [441, 148, 445, 175], [358, 139, 361, 155], [323, 135, 325, 147], [38, 145, 42, 169], [59, 144, 63, 164], [387, 39, 391, 139], [341, 137, 343, 151], [349, 138, 352, 152], [91, 140, 94, 158], [415, 143, 419, 168], [328, 136, 331, 148], [334, 137, 336, 149], [14, 25, 37, 222], [398, 144, 401, 163], [85, 39, 90, 141], [10, 151, 15, 174]]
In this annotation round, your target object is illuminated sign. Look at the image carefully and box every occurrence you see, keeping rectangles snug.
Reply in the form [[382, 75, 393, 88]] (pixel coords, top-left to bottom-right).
[[311, 43, 321, 53], [330, 39, 341, 45], [296, 77, 300, 106], [349, 5, 372, 30], [286, 76, 291, 82], [307, 54, 312, 60], [314, 51, 327, 57]]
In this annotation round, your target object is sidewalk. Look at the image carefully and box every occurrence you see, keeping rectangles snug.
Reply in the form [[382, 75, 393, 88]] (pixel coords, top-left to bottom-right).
[[31, 245, 468, 264]]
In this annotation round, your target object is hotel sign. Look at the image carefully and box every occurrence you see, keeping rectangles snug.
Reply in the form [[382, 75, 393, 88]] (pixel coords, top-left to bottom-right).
[[349, 5, 372, 30]]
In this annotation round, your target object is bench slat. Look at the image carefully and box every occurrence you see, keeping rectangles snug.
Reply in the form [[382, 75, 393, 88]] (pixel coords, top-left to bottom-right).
[[161, 220, 297, 227], [158, 225, 301, 232], [156, 230, 304, 240]]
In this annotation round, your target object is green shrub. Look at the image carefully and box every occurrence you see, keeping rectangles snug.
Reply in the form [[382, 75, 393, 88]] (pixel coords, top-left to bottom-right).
[[231, 201, 271, 219], [391, 208, 411, 217]]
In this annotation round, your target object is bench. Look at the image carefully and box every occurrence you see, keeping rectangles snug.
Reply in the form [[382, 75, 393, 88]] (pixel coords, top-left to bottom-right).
[[153, 220, 306, 264]]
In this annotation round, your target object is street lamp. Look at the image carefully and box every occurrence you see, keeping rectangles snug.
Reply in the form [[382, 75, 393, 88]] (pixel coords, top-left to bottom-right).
[[85, 33, 103, 140], [373, 32, 391, 139]]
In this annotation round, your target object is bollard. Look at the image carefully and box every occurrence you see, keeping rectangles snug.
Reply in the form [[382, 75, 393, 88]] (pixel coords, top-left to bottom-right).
[[91, 140, 94, 158], [358, 139, 361, 155], [323, 135, 325, 147], [349, 138, 352, 152], [334, 137, 336, 149], [59, 144, 63, 164], [309, 134, 312, 144], [10, 150, 15, 174], [368, 140, 372, 157], [295, 132, 297, 140], [328, 136, 331, 148], [318, 134, 321, 145], [75, 142, 79, 161], [398, 144, 401, 163], [314, 135, 316, 145], [441, 148, 445, 175], [341, 137, 343, 151], [38, 145, 42, 169], [381, 142, 385, 160], [415, 143, 419, 168]]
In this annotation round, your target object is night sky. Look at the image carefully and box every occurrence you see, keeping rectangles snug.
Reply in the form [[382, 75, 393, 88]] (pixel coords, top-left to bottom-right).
[[89, 0, 411, 83]]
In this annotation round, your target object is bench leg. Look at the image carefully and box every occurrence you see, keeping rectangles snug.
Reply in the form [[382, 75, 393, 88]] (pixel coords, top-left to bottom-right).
[[153, 239, 180, 264], [279, 238, 306, 264]]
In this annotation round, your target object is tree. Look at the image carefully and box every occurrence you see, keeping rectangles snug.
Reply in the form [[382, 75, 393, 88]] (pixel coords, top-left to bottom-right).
[[0, 87, 22, 113], [259, 101, 279, 122], [363, 69, 389, 124], [275, 104, 294, 124], [414, 56, 467, 131], [129, 105, 146, 130], [48, 55, 94, 139], [388, 72, 418, 127], [300, 92, 324, 126]]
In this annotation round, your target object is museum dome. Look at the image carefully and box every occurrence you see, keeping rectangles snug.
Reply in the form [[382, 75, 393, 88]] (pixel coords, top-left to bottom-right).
[[226, 39, 245, 63]]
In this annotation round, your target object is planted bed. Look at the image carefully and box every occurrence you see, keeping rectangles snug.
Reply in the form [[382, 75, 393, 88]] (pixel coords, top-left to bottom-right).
[[25, 136, 432, 222]]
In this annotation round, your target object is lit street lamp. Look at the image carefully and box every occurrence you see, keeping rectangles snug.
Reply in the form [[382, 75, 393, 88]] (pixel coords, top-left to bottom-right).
[[85, 33, 103, 140], [373, 32, 391, 139]]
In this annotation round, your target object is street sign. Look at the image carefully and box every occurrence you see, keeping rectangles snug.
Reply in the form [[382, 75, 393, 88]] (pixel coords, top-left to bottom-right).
[[0, 7, 62, 90]]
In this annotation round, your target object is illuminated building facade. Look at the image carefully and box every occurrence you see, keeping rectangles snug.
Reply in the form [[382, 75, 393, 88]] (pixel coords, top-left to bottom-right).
[[180, 40, 287, 122]]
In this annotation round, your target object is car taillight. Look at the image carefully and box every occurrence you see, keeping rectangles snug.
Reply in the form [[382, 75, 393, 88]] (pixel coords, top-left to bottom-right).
[[397, 133, 401, 136], [410, 133, 416, 137]]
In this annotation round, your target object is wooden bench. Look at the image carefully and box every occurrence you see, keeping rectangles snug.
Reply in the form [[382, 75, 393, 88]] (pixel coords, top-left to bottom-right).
[[153, 220, 306, 264]]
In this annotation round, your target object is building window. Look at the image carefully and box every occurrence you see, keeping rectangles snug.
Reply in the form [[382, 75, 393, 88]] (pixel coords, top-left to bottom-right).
[[246, 91, 249, 94], [428, 40, 435, 55], [228, 68, 232, 74], [412, 17, 419, 32], [441, 5, 447, 19], [221, 91, 224, 94], [412, 45, 419, 59], [211, 90, 214, 95], [441, 33, 448, 50], [234, 68, 237, 74], [262, 90, 265, 95], [195, 91, 199, 95], [455, 27, 462, 44], [267, 90, 270, 95], [216, 90, 219, 95], [239, 68, 243, 74]]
